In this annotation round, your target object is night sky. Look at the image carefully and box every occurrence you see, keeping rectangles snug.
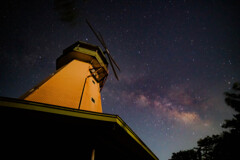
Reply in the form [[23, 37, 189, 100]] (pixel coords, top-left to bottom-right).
[[1, 0, 240, 159]]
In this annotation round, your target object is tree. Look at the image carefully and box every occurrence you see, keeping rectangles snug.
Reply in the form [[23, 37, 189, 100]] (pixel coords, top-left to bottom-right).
[[170, 82, 240, 160], [213, 82, 240, 159], [169, 149, 198, 160], [197, 135, 221, 160], [222, 82, 240, 133]]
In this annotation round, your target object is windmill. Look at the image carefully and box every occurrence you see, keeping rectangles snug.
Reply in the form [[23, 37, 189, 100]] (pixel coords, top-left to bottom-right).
[[20, 20, 120, 113], [86, 19, 120, 80]]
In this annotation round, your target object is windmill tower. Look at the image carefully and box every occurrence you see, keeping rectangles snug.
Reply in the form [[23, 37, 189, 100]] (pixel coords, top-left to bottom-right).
[[20, 20, 120, 113]]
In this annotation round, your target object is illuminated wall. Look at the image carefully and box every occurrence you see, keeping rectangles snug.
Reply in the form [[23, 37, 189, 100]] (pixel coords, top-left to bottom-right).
[[23, 60, 102, 113]]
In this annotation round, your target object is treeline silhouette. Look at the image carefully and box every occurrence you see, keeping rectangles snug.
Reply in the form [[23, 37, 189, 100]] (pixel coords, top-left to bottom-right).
[[170, 82, 240, 160]]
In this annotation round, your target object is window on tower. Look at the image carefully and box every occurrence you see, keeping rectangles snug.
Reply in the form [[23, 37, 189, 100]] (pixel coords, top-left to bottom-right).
[[91, 97, 95, 103]]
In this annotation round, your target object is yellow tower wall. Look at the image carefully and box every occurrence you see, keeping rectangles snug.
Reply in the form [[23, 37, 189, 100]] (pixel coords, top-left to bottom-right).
[[22, 60, 102, 113]]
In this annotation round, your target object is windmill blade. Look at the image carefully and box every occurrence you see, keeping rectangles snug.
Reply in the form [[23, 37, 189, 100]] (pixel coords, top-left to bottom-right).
[[97, 31, 107, 49], [105, 50, 119, 80], [98, 32, 120, 71], [104, 49, 120, 71], [86, 19, 120, 80], [86, 19, 105, 48]]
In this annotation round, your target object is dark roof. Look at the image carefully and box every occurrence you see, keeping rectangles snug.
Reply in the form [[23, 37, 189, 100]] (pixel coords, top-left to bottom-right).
[[0, 97, 158, 160]]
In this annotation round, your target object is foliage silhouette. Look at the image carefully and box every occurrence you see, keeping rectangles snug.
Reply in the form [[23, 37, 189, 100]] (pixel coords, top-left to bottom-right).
[[170, 82, 240, 160], [170, 149, 198, 160]]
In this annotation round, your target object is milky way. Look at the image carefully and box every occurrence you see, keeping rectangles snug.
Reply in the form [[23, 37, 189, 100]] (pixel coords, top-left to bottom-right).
[[1, 1, 240, 159]]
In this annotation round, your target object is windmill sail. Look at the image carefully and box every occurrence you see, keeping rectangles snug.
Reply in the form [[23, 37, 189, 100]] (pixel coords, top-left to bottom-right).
[[86, 19, 120, 80]]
